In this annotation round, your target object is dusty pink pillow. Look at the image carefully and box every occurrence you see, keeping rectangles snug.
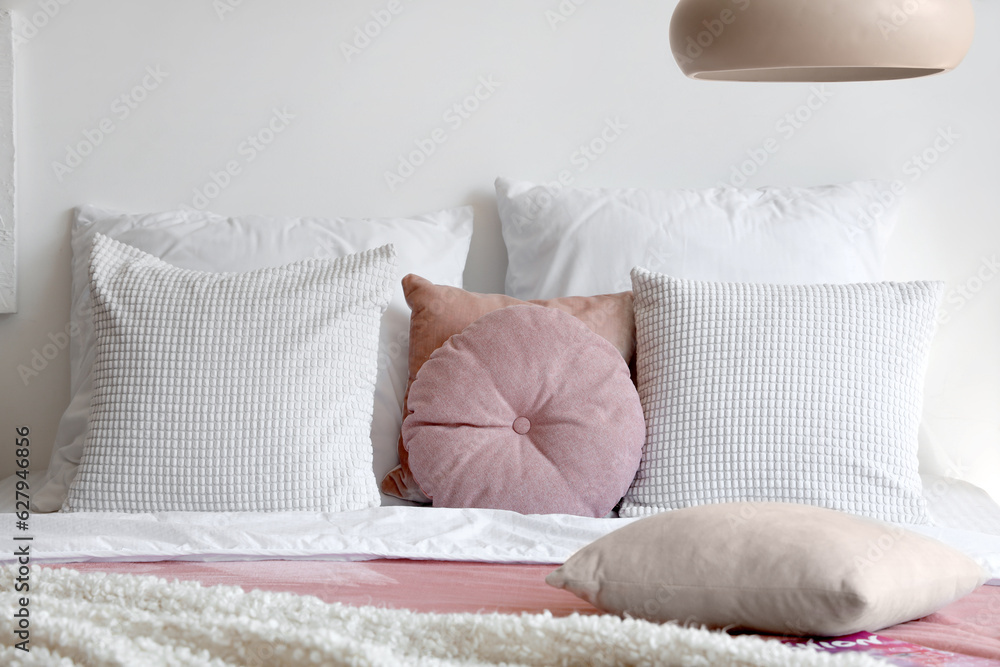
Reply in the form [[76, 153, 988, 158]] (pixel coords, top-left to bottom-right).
[[382, 274, 635, 503], [402, 305, 645, 517]]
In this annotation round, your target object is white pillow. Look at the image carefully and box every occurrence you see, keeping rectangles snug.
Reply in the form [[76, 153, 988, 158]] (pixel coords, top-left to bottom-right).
[[623, 268, 942, 524], [496, 177, 897, 299], [33, 204, 473, 512], [63, 237, 395, 512]]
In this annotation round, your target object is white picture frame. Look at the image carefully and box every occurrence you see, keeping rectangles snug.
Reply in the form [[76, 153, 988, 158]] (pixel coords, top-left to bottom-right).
[[0, 9, 15, 313]]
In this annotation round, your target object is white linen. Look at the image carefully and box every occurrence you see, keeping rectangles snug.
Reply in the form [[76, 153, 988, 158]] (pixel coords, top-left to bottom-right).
[[496, 177, 897, 300], [2, 477, 999, 582], [5, 506, 626, 565]]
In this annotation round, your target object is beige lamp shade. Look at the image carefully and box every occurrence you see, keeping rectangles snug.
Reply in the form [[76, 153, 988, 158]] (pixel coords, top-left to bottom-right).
[[670, 0, 975, 82]]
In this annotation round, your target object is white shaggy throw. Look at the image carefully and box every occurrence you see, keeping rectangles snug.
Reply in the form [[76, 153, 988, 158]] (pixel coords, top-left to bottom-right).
[[1, 566, 887, 666]]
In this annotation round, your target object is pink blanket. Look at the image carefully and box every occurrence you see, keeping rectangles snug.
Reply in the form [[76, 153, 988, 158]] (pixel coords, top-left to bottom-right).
[[880, 585, 1000, 660], [48, 560, 1000, 661], [48, 559, 594, 616]]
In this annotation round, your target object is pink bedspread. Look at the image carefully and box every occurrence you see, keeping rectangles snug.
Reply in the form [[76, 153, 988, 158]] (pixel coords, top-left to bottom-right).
[[880, 585, 1000, 660], [48, 559, 595, 616], [48, 560, 1000, 661]]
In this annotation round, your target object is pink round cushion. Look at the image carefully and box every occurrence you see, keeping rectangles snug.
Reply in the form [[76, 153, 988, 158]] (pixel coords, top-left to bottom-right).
[[402, 304, 645, 517]]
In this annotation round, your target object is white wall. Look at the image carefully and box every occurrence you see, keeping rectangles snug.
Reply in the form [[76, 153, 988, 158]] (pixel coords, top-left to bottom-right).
[[0, 0, 997, 501]]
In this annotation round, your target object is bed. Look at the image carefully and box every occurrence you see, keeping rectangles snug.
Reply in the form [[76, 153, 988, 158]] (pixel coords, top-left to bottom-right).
[[3, 179, 1000, 666], [3, 475, 1000, 665]]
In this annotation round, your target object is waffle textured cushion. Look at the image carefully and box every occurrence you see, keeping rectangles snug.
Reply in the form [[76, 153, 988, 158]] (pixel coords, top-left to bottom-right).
[[34, 204, 472, 512], [401, 305, 644, 517], [381, 274, 635, 503], [622, 268, 942, 524], [496, 177, 897, 299], [547, 502, 989, 636], [62, 236, 396, 513]]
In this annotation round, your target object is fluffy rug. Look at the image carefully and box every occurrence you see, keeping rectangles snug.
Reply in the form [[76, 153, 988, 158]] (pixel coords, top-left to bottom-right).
[[1, 565, 886, 666]]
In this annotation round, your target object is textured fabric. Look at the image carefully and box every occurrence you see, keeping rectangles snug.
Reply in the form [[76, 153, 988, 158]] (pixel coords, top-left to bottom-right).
[[403, 306, 645, 517], [34, 205, 472, 513], [0, 566, 887, 667], [496, 177, 897, 300], [622, 268, 942, 524], [62, 236, 396, 512], [382, 274, 635, 503], [547, 502, 989, 636]]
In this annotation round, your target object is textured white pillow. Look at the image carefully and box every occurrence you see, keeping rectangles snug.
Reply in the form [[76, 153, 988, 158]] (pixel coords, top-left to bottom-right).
[[63, 237, 396, 513], [496, 177, 897, 299], [623, 268, 942, 524], [34, 205, 473, 512]]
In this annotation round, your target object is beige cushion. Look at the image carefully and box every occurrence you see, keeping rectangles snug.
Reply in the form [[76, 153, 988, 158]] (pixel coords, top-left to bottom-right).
[[546, 502, 988, 636]]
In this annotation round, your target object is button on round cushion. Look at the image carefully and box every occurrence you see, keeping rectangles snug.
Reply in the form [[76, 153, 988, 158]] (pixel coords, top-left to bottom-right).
[[402, 304, 645, 517]]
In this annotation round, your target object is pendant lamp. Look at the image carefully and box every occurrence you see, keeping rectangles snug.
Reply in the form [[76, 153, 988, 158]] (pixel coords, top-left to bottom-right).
[[670, 0, 975, 82]]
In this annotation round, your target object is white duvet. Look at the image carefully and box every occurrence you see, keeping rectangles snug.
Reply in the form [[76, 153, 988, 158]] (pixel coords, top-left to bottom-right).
[[4, 474, 1000, 582]]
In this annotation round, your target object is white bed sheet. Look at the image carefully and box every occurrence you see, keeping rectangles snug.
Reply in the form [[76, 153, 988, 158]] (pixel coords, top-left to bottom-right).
[[2, 473, 999, 582]]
